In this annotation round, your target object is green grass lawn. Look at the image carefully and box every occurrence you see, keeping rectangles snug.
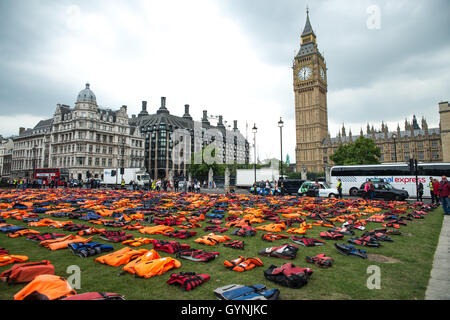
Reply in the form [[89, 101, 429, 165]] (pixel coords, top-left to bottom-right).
[[0, 196, 444, 300]]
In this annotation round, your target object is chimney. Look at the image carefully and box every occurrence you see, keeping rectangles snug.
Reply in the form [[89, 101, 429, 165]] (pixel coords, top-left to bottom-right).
[[157, 97, 169, 114], [139, 101, 149, 117], [217, 115, 225, 129], [183, 104, 192, 120], [19, 127, 25, 135], [233, 120, 238, 131], [202, 110, 210, 125]]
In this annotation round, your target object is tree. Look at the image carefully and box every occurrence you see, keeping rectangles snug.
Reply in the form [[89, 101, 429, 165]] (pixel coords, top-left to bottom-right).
[[329, 136, 381, 165]]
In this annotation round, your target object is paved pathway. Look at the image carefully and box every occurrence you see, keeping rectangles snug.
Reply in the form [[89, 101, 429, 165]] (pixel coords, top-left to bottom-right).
[[425, 214, 450, 300]]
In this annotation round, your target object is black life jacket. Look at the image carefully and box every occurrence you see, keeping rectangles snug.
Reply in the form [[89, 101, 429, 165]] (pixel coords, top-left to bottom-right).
[[223, 240, 245, 250], [167, 272, 210, 291]]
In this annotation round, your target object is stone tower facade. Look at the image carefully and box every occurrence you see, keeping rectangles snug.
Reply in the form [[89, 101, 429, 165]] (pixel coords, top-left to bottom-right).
[[294, 9, 328, 173]]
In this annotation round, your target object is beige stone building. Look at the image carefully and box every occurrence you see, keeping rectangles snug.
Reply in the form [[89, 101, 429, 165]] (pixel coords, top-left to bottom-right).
[[293, 9, 328, 173], [11, 83, 145, 181], [439, 101, 450, 162], [294, 11, 448, 173]]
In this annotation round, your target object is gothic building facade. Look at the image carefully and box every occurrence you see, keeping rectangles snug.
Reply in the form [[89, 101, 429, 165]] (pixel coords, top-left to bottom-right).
[[294, 10, 447, 173]]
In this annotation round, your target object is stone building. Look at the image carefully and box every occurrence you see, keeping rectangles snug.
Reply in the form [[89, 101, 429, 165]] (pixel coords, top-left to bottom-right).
[[439, 101, 450, 162], [0, 138, 14, 180], [129, 98, 250, 179], [11, 83, 145, 181], [321, 115, 443, 168], [294, 10, 447, 172], [11, 121, 52, 179]]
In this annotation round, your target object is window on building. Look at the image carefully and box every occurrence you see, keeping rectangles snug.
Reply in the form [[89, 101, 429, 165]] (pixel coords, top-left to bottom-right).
[[432, 150, 439, 160], [418, 151, 424, 160]]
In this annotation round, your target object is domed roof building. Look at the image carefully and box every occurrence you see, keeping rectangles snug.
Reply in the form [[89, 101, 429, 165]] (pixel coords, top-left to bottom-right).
[[76, 83, 97, 103]]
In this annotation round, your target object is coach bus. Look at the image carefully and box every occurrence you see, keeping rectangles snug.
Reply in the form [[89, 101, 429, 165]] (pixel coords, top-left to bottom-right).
[[330, 162, 450, 198], [34, 168, 69, 186]]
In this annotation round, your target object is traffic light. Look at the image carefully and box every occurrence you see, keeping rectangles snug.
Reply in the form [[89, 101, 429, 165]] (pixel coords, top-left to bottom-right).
[[408, 158, 418, 174], [120, 168, 124, 175], [408, 159, 414, 174], [111, 170, 116, 177]]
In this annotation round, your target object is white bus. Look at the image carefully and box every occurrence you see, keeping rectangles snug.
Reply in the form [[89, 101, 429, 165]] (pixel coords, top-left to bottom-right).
[[330, 162, 450, 198]]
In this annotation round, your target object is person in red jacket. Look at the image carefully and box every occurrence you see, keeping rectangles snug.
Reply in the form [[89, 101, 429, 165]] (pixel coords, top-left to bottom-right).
[[438, 176, 450, 215], [432, 179, 441, 204]]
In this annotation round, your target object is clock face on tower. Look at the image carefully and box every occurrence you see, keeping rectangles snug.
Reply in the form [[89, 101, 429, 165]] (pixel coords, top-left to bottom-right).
[[320, 67, 325, 81], [298, 67, 312, 81]]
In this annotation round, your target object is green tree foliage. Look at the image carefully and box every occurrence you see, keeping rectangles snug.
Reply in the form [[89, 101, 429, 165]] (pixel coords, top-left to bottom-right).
[[329, 136, 381, 165], [188, 146, 255, 179]]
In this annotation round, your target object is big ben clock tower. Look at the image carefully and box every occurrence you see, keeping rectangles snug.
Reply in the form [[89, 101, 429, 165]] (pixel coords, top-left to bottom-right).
[[294, 8, 328, 173]]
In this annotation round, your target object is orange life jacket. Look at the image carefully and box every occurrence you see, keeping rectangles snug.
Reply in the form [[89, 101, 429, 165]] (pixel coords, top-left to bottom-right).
[[122, 237, 153, 247], [13, 274, 76, 300], [39, 235, 92, 251], [95, 247, 149, 267], [255, 223, 286, 232], [131, 257, 181, 279], [139, 225, 175, 235], [0, 254, 29, 267], [6, 229, 40, 238], [122, 249, 161, 274], [224, 256, 264, 272], [194, 233, 231, 246]]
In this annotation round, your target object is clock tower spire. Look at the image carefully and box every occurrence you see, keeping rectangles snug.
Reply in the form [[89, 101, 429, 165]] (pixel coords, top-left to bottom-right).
[[294, 9, 328, 173]]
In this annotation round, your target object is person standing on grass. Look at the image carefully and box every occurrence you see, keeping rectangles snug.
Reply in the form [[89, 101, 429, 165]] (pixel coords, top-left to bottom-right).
[[363, 180, 371, 199], [417, 182, 424, 203], [369, 180, 375, 200], [432, 179, 441, 205], [429, 177, 436, 204], [438, 176, 450, 215], [337, 179, 343, 199]]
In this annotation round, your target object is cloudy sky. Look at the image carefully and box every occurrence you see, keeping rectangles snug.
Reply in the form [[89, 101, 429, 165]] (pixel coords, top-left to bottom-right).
[[0, 0, 449, 162]]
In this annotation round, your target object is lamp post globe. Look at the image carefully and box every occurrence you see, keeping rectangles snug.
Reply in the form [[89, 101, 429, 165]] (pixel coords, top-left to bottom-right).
[[278, 117, 284, 183], [252, 124, 257, 186]]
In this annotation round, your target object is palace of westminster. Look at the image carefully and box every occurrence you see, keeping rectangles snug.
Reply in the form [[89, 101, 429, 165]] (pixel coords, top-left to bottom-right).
[[0, 10, 448, 181]]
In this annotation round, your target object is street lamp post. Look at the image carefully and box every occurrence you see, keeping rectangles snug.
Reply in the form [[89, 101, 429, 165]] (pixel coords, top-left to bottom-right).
[[278, 117, 284, 181], [392, 133, 397, 162], [252, 124, 257, 186]]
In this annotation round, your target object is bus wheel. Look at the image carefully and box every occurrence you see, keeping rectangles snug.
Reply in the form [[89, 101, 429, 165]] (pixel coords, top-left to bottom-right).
[[349, 188, 358, 196], [328, 193, 336, 198]]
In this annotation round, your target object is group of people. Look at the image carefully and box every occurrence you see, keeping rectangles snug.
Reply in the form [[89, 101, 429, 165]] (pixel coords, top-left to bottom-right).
[[10, 178, 65, 189], [147, 179, 215, 193], [426, 176, 450, 215]]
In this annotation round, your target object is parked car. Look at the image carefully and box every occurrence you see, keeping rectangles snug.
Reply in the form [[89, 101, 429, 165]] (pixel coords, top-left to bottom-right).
[[298, 181, 338, 198], [250, 181, 281, 196], [280, 179, 305, 195], [69, 179, 82, 188], [356, 181, 409, 201]]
